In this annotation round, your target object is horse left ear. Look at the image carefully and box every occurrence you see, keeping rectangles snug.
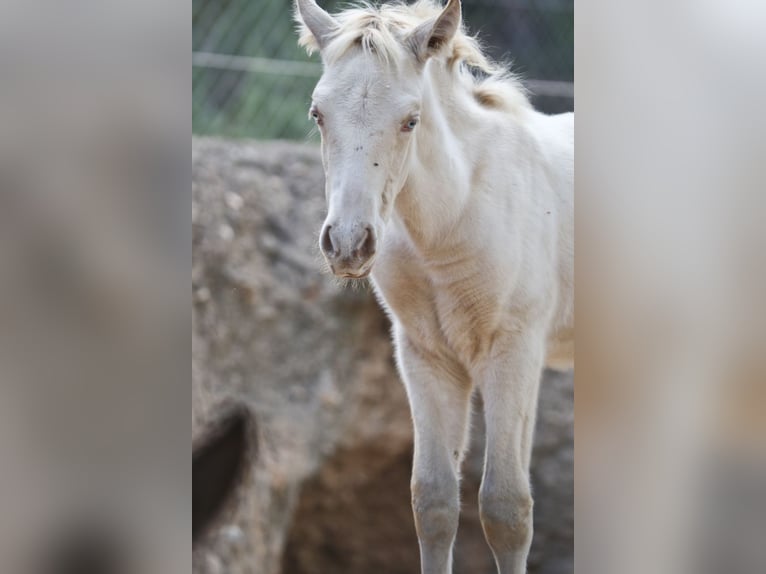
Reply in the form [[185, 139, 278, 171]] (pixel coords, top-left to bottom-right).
[[406, 0, 462, 62]]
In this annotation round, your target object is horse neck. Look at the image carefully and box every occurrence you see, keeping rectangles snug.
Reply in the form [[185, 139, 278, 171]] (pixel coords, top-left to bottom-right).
[[395, 63, 486, 251]]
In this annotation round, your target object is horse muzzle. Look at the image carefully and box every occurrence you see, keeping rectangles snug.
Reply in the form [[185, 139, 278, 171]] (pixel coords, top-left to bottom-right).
[[320, 221, 377, 278]]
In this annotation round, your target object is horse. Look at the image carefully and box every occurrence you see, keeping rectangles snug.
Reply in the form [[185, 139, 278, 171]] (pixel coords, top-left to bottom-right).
[[294, 1, 573, 572]]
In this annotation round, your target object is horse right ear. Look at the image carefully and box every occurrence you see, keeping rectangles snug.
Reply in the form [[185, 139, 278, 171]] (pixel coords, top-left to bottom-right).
[[406, 0, 462, 63], [295, 0, 339, 54]]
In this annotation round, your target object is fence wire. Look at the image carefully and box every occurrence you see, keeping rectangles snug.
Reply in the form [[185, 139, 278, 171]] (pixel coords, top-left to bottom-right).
[[193, 0, 573, 141]]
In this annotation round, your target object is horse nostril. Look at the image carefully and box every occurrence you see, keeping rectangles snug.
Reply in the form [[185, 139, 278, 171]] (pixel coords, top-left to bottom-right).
[[360, 226, 377, 258], [320, 225, 335, 256]]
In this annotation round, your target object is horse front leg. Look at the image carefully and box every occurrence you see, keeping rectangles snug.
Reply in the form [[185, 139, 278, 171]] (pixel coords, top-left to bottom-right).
[[396, 333, 473, 574], [477, 332, 545, 574]]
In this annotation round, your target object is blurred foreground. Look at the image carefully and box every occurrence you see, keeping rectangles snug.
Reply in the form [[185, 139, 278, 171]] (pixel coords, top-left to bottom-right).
[[576, 2, 766, 573], [0, 2, 187, 572]]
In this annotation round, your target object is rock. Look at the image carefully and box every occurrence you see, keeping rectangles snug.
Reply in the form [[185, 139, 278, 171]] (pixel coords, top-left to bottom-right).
[[192, 137, 573, 574]]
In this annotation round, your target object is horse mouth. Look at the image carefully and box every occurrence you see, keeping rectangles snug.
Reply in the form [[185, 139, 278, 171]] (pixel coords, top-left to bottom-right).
[[340, 268, 371, 279], [328, 256, 375, 280]]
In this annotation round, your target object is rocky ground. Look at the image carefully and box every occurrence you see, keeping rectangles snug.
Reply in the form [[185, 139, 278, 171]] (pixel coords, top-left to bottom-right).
[[192, 137, 573, 574]]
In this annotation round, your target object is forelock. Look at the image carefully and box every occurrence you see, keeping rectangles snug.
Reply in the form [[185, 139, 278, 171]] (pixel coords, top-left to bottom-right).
[[298, 1, 531, 113]]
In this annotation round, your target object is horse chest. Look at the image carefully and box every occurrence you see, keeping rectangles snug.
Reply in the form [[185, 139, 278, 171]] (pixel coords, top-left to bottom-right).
[[433, 279, 503, 363], [373, 248, 504, 365]]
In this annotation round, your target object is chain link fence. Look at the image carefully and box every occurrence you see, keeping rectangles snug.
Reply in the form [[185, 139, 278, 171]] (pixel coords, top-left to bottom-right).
[[193, 0, 573, 141]]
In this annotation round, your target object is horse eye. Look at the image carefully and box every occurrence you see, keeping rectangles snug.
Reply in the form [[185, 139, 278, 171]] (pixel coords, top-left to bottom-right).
[[309, 107, 323, 125], [402, 117, 418, 132]]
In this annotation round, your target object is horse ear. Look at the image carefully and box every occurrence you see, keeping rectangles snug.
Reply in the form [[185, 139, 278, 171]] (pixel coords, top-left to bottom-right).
[[295, 0, 339, 54], [407, 0, 462, 62]]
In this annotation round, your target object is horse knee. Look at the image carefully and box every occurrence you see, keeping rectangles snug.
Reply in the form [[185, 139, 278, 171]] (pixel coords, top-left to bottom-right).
[[411, 475, 460, 544], [479, 484, 534, 552]]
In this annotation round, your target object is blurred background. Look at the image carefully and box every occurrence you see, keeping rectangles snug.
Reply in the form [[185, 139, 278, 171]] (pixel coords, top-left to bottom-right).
[[192, 1, 574, 573], [193, 0, 573, 140]]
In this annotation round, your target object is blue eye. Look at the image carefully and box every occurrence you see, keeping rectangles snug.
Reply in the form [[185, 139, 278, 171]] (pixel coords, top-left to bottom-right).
[[402, 117, 419, 132]]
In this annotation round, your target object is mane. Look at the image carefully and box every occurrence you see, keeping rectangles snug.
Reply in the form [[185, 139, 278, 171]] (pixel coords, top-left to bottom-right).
[[296, 0, 530, 113]]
